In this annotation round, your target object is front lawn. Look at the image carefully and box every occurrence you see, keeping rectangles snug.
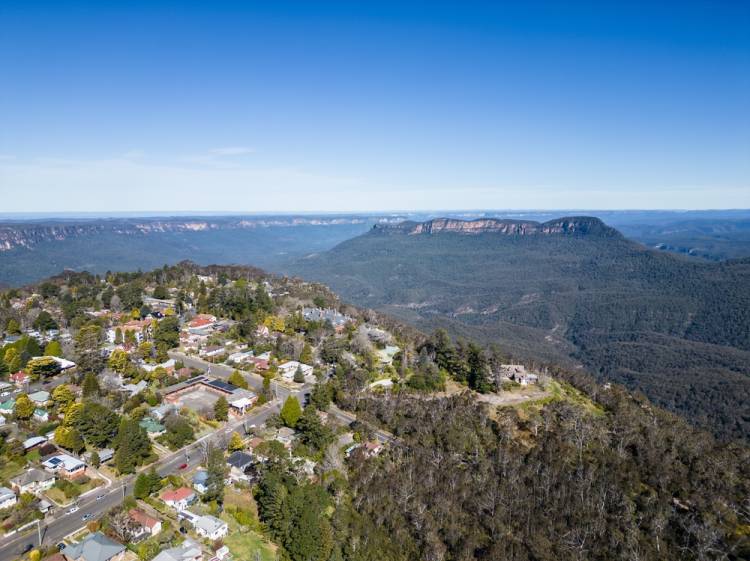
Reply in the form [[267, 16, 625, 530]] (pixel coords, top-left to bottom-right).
[[220, 514, 276, 561], [0, 457, 25, 482]]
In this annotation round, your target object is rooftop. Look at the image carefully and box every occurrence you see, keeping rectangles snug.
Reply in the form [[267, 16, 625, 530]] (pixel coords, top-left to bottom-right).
[[11, 468, 54, 486], [28, 390, 51, 402], [62, 532, 125, 561], [161, 487, 195, 502], [226, 451, 253, 469], [129, 509, 160, 529], [152, 539, 202, 561], [42, 454, 85, 472], [194, 514, 227, 535]]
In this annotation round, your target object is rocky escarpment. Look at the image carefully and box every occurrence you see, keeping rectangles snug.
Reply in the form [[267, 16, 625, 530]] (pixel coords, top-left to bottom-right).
[[371, 216, 622, 237], [0, 215, 404, 252]]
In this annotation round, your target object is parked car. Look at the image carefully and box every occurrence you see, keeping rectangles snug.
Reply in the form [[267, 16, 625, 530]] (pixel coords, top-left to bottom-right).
[[0, 391, 9, 397], [20, 544, 34, 555], [178, 463, 188, 470], [81, 513, 92, 521], [56, 543, 65, 551]]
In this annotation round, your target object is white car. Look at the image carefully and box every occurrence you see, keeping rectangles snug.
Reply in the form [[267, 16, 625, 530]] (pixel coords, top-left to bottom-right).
[[67, 506, 79, 514], [0, 391, 9, 397]]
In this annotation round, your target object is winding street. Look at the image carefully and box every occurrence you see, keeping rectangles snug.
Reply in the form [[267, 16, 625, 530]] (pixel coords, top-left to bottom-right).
[[0, 401, 279, 561]]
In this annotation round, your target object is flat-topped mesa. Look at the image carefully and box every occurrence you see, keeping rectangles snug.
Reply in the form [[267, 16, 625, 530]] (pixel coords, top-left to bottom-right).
[[371, 216, 622, 238]]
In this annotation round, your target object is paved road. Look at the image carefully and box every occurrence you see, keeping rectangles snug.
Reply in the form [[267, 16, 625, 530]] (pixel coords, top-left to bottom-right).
[[169, 351, 265, 391], [0, 401, 279, 561], [328, 405, 397, 444]]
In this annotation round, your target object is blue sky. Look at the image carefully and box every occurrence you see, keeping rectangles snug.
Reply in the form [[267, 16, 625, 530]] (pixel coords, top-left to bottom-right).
[[1, 1, 748, 212]]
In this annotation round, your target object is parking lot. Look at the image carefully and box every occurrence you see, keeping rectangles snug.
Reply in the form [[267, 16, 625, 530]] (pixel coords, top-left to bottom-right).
[[171, 387, 221, 414]]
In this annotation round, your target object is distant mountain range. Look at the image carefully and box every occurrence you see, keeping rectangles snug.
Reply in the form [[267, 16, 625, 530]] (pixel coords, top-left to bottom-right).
[[2, 210, 750, 287], [0, 215, 385, 286], [290, 216, 750, 441]]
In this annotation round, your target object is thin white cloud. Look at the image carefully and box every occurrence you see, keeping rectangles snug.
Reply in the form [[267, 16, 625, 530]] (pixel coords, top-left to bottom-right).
[[209, 146, 255, 156]]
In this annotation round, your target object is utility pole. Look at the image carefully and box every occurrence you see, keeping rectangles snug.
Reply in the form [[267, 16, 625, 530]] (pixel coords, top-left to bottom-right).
[[36, 518, 42, 546]]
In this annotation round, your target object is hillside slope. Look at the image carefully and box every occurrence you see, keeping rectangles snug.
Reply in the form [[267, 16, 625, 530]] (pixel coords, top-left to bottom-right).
[[290, 217, 750, 440]]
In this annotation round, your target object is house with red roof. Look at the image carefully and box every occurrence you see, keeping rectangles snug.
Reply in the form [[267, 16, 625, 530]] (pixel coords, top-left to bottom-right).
[[160, 487, 196, 510], [129, 509, 162, 536], [10, 371, 30, 386], [188, 315, 216, 335]]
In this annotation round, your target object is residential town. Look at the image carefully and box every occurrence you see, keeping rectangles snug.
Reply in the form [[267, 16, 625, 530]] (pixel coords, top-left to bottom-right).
[[0, 263, 544, 561]]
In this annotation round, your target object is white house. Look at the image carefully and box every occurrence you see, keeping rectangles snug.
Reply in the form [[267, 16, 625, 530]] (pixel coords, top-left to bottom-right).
[[194, 515, 228, 541], [10, 468, 55, 495], [129, 509, 162, 536], [42, 454, 87, 479], [277, 361, 313, 381], [160, 487, 196, 510], [0, 486, 17, 510]]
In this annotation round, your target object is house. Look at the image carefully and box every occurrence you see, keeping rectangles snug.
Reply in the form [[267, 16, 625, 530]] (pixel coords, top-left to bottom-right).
[[151, 403, 177, 421], [226, 451, 254, 481], [176, 510, 201, 525], [122, 380, 149, 397], [192, 471, 209, 494], [37, 498, 52, 514], [363, 441, 384, 457], [200, 345, 224, 359], [247, 357, 269, 371], [160, 487, 196, 510], [23, 435, 48, 451], [376, 346, 400, 366], [128, 509, 162, 536], [188, 315, 217, 335], [152, 539, 202, 561], [84, 449, 114, 464], [33, 408, 49, 422], [229, 393, 257, 416], [227, 351, 253, 363], [139, 418, 166, 437], [11, 468, 55, 494], [0, 399, 16, 416], [194, 515, 228, 541], [10, 371, 30, 386], [302, 307, 351, 331], [28, 390, 51, 406], [210, 546, 230, 561], [61, 532, 126, 561], [277, 361, 313, 381], [274, 427, 296, 449], [0, 486, 17, 510], [497, 364, 539, 386], [142, 358, 176, 374], [42, 454, 87, 479], [107, 319, 152, 345], [32, 356, 76, 371]]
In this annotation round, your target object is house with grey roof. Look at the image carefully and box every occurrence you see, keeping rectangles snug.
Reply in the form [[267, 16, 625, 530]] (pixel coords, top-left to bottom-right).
[[194, 514, 228, 541], [28, 390, 51, 406], [61, 532, 126, 561], [0, 486, 17, 510], [152, 539, 203, 561], [10, 468, 55, 495]]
